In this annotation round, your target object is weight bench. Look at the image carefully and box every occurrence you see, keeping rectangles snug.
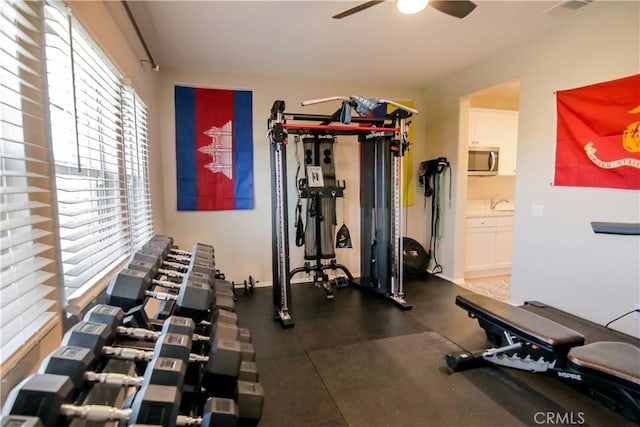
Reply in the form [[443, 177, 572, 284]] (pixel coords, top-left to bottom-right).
[[446, 293, 640, 423]]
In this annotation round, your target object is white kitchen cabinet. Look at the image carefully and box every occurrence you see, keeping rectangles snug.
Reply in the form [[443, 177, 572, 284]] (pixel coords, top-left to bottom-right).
[[494, 222, 513, 268], [469, 109, 496, 146], [465, 215, 513, 278], [469, 108, 519, 175]]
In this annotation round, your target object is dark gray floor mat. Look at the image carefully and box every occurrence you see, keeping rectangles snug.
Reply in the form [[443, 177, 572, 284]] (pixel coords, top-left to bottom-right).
[[308, 331, 527, 427]]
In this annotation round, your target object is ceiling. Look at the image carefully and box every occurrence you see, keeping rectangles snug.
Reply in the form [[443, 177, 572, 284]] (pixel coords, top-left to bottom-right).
[[128, 0, 596, 88]]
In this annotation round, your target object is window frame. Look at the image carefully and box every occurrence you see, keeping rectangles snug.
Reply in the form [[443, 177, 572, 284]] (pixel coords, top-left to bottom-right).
[[1, 0, 154, 366], [44, 1, 153, 305]]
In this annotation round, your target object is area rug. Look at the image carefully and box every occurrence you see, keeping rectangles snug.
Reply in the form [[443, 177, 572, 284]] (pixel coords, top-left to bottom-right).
[[459, 278, 510, 302]]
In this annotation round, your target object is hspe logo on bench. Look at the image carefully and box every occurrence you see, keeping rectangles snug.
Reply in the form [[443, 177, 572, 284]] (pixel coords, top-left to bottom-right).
[[534, 412, 585, 425], [556, 371, 583, 381]]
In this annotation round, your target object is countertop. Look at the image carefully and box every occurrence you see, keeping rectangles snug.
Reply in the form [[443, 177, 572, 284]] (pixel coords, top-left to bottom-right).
[[466, 199, 514, 218]]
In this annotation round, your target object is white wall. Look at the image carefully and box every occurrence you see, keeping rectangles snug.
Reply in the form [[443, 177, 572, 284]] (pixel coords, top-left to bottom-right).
[[156, 71, 427, 285], [420, 1, 640, 336]]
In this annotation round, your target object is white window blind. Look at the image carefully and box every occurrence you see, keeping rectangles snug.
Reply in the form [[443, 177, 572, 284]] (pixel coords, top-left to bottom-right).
[[0, 0, 58, 363], [122, 87, 153, 251], [44, 2, 152, 301]]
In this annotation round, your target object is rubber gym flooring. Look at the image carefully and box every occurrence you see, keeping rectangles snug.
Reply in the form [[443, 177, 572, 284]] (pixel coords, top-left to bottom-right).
[[234, 274, 639, 427]]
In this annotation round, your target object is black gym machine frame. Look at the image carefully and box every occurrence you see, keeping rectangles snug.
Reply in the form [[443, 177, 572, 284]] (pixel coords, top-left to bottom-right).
[[268, 96, 419, 327]]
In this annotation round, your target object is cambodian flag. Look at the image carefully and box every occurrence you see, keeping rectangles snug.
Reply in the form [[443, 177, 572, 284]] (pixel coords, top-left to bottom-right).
[[175, 86, 254, 210]]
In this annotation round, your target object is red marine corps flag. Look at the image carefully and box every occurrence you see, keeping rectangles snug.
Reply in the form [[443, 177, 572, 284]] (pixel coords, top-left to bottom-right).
[[554, 74, 640, 190]]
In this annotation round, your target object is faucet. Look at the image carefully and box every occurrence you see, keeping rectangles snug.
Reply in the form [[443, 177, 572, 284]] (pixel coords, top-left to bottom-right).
[[491, 195, 510, 211]]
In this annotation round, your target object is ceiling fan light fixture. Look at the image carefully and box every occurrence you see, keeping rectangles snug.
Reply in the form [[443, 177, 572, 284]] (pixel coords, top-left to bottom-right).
[[397, 0, 429, 15]]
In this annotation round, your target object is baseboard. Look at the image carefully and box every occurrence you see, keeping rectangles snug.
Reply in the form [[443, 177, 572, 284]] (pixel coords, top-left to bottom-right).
[[464, 267, 511, 279], [427, 272, 460, 285]]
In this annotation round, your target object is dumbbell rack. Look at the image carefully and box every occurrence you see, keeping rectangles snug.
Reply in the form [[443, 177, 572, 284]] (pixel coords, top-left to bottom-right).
[[3, 235, 263, 427]]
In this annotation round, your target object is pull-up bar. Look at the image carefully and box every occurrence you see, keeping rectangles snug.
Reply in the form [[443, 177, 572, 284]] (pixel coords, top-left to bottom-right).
[[301, 96, 419, 115], [282, 123, 399, 132]]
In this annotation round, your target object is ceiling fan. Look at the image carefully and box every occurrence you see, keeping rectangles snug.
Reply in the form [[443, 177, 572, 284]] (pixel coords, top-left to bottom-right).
[[333, 0, 477, 20]]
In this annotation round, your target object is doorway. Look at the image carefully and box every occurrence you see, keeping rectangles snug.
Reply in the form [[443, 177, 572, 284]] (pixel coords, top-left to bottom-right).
[[460, 79, 520, 302]]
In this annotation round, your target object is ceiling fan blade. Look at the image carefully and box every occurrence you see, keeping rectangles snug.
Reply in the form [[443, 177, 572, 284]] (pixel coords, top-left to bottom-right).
[[332, 1, 385, 19], [429, 0, 477, 19]]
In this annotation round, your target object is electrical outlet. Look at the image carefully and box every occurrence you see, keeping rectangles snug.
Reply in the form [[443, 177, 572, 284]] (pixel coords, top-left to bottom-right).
[[635, 304, 640, 320]]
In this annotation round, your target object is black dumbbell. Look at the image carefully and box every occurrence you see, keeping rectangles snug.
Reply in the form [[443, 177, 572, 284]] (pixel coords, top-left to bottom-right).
[[127, 257, 215, 296], [106, 268, 213, 321], [106, 269, 237, 336], [2, 373, 238, 427], [85, 304, 241, 353], [129, 248, 200, 278], [156, 265, 215, 287], [86, 304, 257, 379], [121, 300, 244, 346], [153, 259, 237, 310], [144, 240, 216, 275], [58, 321, 262, 424], [113, 262, 236, 315], [39, 345, 186, 393], [148, 235, 215, 260], [160, 243, 215, 265], [62, 320, 242, 397], [144, 266, 216, 298], [151, 267, 236, 313], [147, 249, 221, 283]]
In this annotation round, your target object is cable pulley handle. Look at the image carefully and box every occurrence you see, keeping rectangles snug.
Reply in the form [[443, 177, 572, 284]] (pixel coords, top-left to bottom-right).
[[301, 96, 419, 114]]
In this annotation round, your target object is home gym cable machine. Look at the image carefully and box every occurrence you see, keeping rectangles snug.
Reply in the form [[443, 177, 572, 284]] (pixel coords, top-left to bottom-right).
[[268, 96, 418, 328]]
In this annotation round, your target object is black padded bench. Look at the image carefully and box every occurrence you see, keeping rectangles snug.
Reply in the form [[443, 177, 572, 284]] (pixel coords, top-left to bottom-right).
[[568, 341, 640, 390], [455, 293, 585, 356], [448, 293, 640, 423]]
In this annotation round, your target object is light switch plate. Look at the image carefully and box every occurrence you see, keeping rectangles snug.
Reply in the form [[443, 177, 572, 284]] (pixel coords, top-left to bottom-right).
[[532, 204, 544, 217]]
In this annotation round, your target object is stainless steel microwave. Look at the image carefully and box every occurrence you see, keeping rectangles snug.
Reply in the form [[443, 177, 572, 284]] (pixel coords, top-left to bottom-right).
[[468, 146, 499, 176]]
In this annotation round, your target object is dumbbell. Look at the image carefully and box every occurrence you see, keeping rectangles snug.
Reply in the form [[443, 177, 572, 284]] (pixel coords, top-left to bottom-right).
[[129, 260, 237, 313], [85, 304, 244, 356], [107, 268, 214, 321], [87, 304, 257, 380], [130, 259, 219, 298], [3, 373, 239, 427], [109, 264, 237, 318], [148, 234, 215, 258], [61, 320, 262, 423], [150, 239, 215, 264], [145, 239, 216, 271], [157, 264, 216, 288], [126, 258, 220, 311], [131, 247, 218, 286], [39, 345, 186, 394], [82, 306, 258, 399], [120, 301, 246, 347], [62, 320, 242, 397]]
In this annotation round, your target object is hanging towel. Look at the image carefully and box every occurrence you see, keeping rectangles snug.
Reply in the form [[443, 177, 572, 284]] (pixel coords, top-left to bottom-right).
[[350, 96, 379, 116]]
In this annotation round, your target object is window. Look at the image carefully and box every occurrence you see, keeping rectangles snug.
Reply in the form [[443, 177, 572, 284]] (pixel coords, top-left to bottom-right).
[[1, 0, 153, 364], [44, 2, 153, 302], [0, 0, 58, 363], [122, 87, 153, 251]]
